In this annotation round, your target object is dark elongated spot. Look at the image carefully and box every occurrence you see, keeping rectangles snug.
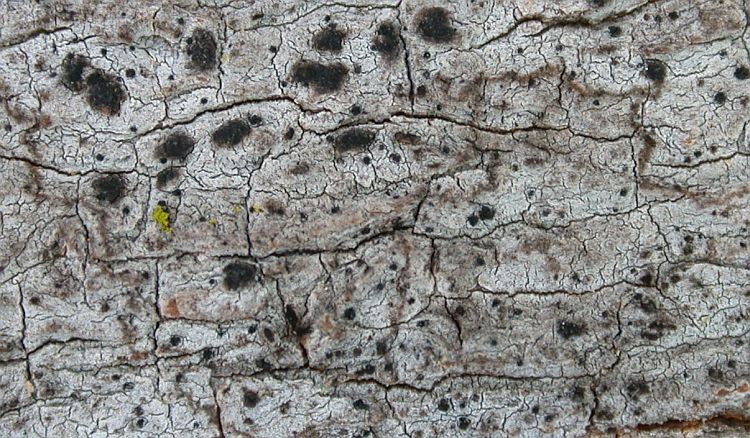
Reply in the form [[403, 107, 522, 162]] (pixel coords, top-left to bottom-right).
[[714, 91, 727, 105], [312, 27, 345, 52], [478, 205, 495, 220], [353, 399, 369, 410], [608, 26, 622, 37], [85, 71, 125, 115], [222, 261, 257, 290], [557, 320, 586, 339], [284, 305, 299, 328], [458, 417, 470, 430], [394, 132, 420, 144], [290, 61, 348, 93], [625, 380, 650, 399], [437, 398, 450, 411], [372, 22, 401, 56], [284, 304, 310, 336], [735, 66, 749, 80], [61, 53, 88, 92], [343, 307, 356, 320], [376, 340, 388, 355], [416, 7, 456, 43], [243, 389, 260, 408], [633, 293, 657, 314], [186, 28, 217, 71], [644, 59, 667, 83], [92, 175, 125, 204], [156, 132, 195, 160], [212, 119, 251, 147], [331, 128, 376, 153], [248, 114, 263, 126], [640, 318, 676, 340], [263, 327, 275, 342], [156, 167, 181, 188]]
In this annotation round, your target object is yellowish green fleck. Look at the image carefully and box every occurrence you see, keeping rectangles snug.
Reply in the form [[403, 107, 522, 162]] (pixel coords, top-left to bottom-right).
[[233, 204, 243, 214], [251, 203, 263, 213], [152, 204, 172, 233], [208, 218, 218, 226]]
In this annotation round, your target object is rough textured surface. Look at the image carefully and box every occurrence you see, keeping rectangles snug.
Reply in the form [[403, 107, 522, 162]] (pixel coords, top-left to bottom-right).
[[1, 0, 749, 437]]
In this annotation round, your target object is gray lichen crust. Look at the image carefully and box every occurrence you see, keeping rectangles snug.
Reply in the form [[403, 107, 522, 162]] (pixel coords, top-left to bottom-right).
[[1, 0, 749, 437]]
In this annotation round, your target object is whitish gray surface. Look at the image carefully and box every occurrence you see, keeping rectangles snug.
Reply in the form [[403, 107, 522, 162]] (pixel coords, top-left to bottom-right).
[[1, 0, 749, 436]]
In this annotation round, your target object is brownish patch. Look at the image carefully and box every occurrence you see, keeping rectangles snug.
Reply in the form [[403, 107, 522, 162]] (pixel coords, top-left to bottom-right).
[[163, 298, 180, 318], [638, 134, 656, 172], [458, 75, 486, 105], [130, 350, 150, 361], [117, 26, 133, 43], [264, 199, 286, 216], [494, 62, 561, 85], [289, 162, 310, 175], [632, 411, 750, 433], [394, 132, 421, 145]]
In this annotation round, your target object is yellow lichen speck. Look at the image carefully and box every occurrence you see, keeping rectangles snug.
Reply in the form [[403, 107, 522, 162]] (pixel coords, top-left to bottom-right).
[[251, 203, 264, 213], [152, 204, 172, 233]]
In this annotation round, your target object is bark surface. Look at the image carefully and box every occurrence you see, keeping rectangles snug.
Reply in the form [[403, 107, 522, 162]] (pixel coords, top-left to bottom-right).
[[0, 0, 749, 436]]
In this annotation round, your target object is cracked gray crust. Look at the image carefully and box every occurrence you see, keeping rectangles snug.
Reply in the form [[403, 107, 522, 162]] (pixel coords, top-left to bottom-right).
[[1, 0, 749, 437]]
